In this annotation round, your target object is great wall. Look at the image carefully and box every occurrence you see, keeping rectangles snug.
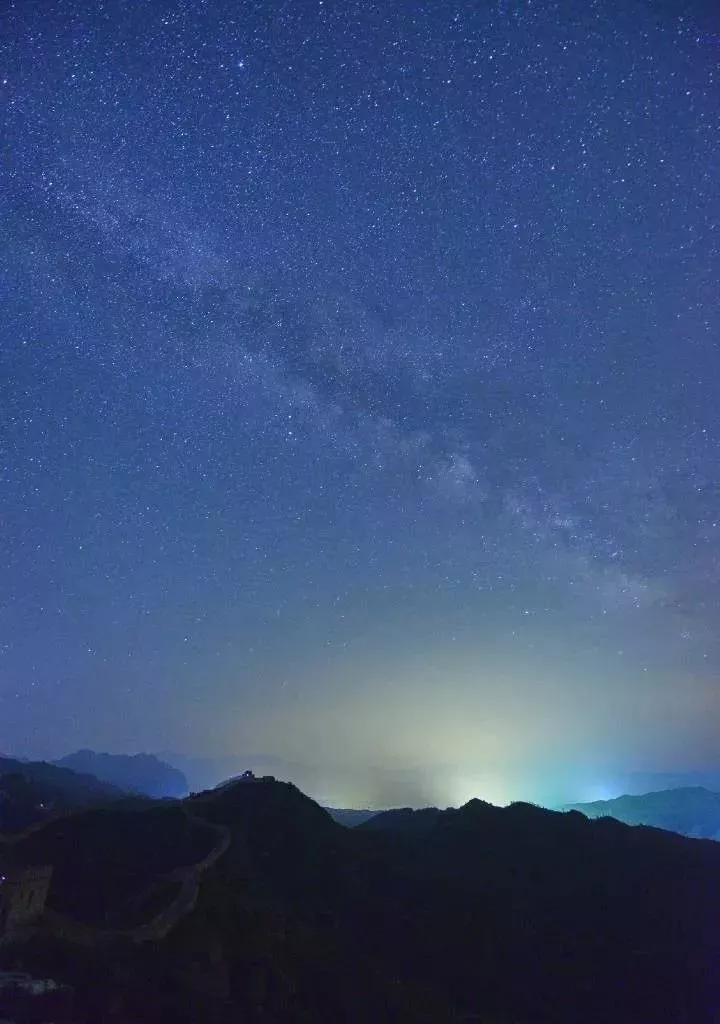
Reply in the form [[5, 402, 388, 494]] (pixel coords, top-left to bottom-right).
[[0, 807, 232, 948]]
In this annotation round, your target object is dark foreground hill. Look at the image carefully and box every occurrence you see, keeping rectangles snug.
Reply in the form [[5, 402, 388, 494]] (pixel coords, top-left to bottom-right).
[[54, 750, 189, 799], [2, 781, 720, 1023], [565, 785, 720, 839], [10, 802, 220, 928]]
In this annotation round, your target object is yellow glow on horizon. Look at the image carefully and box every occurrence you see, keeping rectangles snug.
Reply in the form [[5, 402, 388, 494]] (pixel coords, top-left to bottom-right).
[[446, 773, 514, 808]]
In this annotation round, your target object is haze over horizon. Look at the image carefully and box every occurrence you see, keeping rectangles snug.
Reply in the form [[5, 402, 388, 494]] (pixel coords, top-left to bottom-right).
[[2, 0, 719, 812]]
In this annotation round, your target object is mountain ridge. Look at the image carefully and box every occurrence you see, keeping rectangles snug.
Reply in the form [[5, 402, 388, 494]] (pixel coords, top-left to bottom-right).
[[0, 755, 126, 832], [54, 750, 189, 799], [565, 785, 720, 839], [3, 776, 720, 1022]]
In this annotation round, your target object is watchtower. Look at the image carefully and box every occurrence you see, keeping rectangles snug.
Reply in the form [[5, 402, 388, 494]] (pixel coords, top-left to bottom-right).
[[0, 865, 53, 936]]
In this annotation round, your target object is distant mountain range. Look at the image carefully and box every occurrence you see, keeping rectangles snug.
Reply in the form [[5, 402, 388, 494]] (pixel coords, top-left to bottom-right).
[[7, 749, 720, 843], [565, 786, 720, 839], [323, 806, 379, 827], [54, 750, 189, 799], [0, 755, 125, 831], [0, 751, 188, 833], [3, 779, 720, 1022]]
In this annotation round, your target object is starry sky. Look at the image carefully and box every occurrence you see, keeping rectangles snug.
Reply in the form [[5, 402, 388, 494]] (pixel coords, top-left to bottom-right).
[[1, 0, 719, 808]]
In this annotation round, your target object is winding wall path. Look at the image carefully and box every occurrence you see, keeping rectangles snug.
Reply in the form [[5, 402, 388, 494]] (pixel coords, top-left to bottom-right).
[[1, 807, 232, 947]]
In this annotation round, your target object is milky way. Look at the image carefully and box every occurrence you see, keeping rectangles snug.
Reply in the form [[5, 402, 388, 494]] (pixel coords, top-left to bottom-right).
[[1, 0, 718, 807]]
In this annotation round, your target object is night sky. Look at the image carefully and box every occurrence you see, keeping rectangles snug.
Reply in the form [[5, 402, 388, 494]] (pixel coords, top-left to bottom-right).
[[2, 0, 719, 808]]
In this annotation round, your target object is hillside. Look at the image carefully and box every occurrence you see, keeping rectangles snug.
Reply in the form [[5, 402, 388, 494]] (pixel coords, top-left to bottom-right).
[[565, 786, 720, 839], [11, 802, 220, 928], [2, 782, 720, 1022]]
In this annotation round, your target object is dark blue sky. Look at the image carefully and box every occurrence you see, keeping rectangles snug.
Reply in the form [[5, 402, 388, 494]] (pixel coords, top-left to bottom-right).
[[1, 0, 718, 806]]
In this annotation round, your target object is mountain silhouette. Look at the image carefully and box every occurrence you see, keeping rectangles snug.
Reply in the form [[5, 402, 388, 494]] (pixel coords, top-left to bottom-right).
[[55, 750, 189, 799], [565, 786, 720, 839], [324, 807, 380, 827], [2, 781, 720, 1022], [0, 755, 125, 832]]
